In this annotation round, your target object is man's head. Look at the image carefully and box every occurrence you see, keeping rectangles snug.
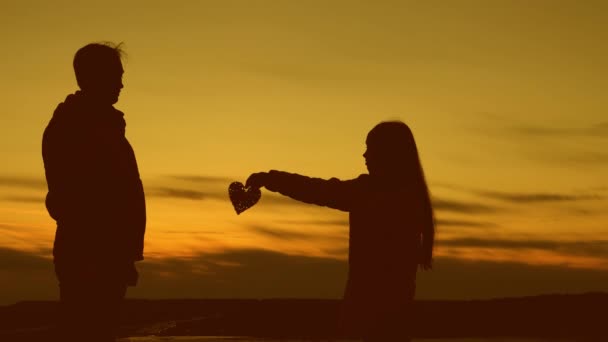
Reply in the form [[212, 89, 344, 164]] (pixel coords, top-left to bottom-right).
[[73, 42, 125, 105]]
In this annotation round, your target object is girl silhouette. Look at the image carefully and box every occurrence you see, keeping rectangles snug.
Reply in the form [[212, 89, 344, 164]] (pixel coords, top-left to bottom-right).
[[246, 121, 435, 341]]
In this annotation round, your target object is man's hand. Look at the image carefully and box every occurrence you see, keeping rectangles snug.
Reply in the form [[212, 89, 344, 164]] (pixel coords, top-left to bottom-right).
[[419, 259, 433, 271], [246, 172, 268, 189], [419, 253, 433, 271]]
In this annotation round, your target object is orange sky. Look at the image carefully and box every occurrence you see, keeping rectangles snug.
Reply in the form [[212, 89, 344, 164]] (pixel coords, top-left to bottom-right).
[[1, 1, 607, 304]]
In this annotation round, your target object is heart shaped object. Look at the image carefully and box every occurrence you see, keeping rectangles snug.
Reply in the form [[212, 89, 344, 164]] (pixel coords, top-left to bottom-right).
[[228, 181, 261, 214]]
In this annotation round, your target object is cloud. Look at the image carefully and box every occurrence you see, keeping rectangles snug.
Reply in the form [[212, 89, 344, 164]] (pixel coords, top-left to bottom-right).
[[264, 192, 500, 214], [147, 175, 232, 201], [511, 125, 574, 137], [475, 190, 602, 203], [166, 175, 233, 184], [590, 122, 608, 136], [130, 249, 608, 301], [3, 247, 608, 304], [155, 176, 502, 216], [248, 224, 347, 244], [321, 246, 349, 257], [557, 151, 608, 165], [0, 247, 51, 271], [0, 176, 46, 189], [512, 123, 608, 165], [148, 183, 313, 207], [435, 219, 498, 229], [0, 247, 56, 305], [475, 114, 607, 139], [432, 197, 498, 214], [278, 219, 349, 226], [416, 256, 608, 300], [0, 174, 230, 203], [131, 249, 348, 300], [253, 218, 498, 242], [248, 225, 323, 241], [259, 193, 317, 207], [148, 186, 322, 208], [439, 238, 608, 259], [151, 187, 225, 201], [509, 121, 608, 139], [433, 183, 605, 206], [1, 196, 45, 204], [148, 175, 504, 217], [472, 116, 608, 166], [0, 175, 231, 204]]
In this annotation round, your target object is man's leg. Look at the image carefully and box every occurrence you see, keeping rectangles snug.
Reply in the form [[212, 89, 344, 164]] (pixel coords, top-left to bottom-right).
[[55, 261, 128, 342], [90, 281, 128, 342], [57, 279, 127, 342]]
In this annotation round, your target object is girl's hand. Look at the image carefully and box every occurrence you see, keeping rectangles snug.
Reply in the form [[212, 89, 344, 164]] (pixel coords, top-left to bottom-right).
[[246, 172, 268, 189]]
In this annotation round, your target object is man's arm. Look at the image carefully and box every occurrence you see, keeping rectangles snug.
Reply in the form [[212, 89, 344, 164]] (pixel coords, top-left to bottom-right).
[[42, 119, 114, 224]]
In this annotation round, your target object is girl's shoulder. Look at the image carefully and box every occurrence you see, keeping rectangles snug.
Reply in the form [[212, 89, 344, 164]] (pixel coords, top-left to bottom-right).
[[354, 173, 371, 183], [348, 174, 372, 194], [326, 173, 370, 185], [341, 174, 371, 189]]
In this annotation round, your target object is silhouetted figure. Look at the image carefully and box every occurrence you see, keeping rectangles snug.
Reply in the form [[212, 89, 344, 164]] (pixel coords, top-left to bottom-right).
[[42, 42, 146, 342], [247, 121, 435, 341]]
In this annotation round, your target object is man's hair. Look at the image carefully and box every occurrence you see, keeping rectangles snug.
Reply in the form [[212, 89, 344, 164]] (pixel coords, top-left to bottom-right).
[[73, 42, 125, 89]]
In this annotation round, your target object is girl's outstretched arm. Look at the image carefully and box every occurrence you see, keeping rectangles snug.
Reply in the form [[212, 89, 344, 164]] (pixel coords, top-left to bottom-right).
[[247, 170, 362, 212]]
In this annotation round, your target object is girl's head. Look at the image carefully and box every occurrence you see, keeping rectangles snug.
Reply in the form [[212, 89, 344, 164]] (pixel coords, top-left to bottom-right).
[[364, 121, 422, 180]]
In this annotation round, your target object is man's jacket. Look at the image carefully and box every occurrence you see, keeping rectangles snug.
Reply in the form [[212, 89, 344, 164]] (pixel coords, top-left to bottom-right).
[[42, 91, 146, 264]]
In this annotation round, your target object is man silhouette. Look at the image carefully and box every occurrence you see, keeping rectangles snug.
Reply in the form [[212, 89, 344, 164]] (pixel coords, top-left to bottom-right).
[[42, 42, 146, 342]]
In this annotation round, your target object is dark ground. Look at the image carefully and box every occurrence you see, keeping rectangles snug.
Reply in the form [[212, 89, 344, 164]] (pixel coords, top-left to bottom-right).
[[1, 293, 605, 341]]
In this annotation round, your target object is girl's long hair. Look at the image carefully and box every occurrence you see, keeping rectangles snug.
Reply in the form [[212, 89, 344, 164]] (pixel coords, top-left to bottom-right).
[[367, 121, 435, 266]]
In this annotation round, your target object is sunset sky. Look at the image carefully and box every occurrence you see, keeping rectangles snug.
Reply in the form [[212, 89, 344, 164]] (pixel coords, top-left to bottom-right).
[[1, 1, 607, 305]]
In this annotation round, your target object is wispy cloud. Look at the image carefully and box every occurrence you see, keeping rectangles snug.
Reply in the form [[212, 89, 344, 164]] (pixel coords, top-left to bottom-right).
[[132, 249, 348, 299], [151, 187, 225, 201], [439, 238, 608, 259], [476, 113, 608, 139], [248, 224, 346, 243], [151, 180, 504, 216], [475, 190, 602, 203], [259, 194, 316, 207], [166, 175, 233, 184], [510, 121, 608, 139], [590, 122, 608, 136], [0, 247, 51, 271], [436, 219, 498, 229], [0, 176, 46, 189], [433, 182, 605, 205], [261, 191, 501, 215], [249, 225, 322, 241], [416, 256, 608, 300], [472, 115, 608, 166], [432, 197, 498, 214], [1, 196, 45, 204], [321, 246, 349, 257], [2, 246, 608, 304], [159, 175, 504, 216], [278, 219, 349, 226], [266, 217, 497, 232], [514, 123, 608, 165], [0, 247, 56, 305], [556, 151, 608, 165], [134, 248, 608, 301]]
